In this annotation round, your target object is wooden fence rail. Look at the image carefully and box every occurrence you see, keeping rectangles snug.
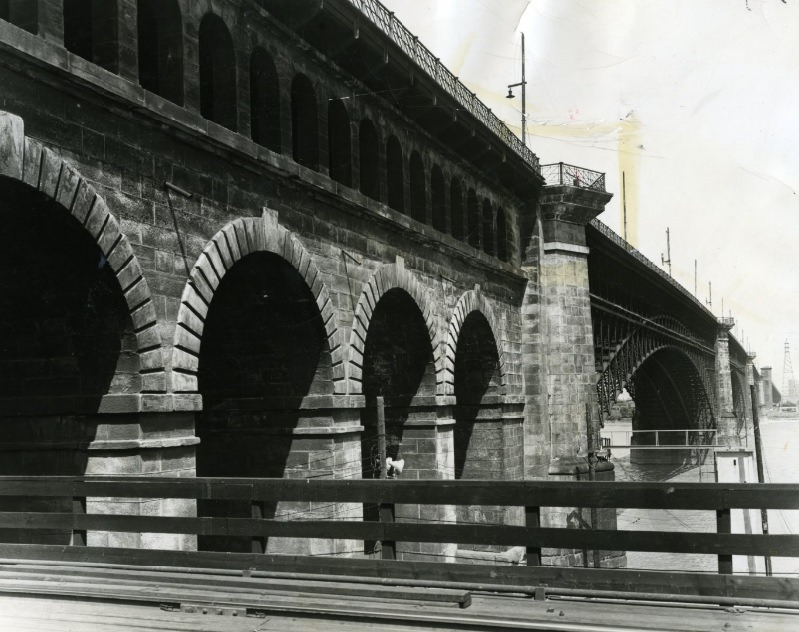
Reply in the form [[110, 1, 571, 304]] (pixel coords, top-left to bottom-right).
[[1, 476, 798, 581]]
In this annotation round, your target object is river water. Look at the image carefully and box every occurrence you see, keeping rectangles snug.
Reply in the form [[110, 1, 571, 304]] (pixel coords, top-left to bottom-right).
[[610, 416, 799, 576]]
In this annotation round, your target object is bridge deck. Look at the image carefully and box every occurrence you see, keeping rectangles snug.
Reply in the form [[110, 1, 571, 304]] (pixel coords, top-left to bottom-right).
[[0, 562, 796, 632]]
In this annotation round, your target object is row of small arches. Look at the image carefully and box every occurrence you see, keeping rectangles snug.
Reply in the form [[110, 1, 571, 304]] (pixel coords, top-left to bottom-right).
[[0, 1, 511, 262]]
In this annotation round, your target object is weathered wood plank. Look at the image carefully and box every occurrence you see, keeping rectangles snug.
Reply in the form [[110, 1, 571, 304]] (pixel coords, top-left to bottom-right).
[[1, 477, 799, 511], [0, 546, 797, 604], [1, 513, 798, 558]]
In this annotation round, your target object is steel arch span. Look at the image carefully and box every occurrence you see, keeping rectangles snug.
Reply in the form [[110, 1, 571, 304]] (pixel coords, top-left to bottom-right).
[[593, 306, 717, 435]]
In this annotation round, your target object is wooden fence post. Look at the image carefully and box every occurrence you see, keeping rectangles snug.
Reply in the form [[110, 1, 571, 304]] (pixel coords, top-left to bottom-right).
[[716, 508, 732, 574], [251, 501, 266, 554], [525, 506, 541, 566], [379, 502, 396, 560], [71, 496, 86, 547]]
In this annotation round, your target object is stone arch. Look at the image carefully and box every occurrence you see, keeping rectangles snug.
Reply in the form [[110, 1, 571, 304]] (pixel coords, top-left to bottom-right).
[[443, 288, 507, 396], [348, 260, 441, 395], [171, 214, 343, 394], [0, 111, 162, 375]]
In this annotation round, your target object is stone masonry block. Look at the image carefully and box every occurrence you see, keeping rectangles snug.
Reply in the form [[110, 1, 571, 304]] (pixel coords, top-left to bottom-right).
[[116, 257, 144, 293], [172, 348, 199, 373], [54, 163, 81, 209], [139, 348, 164, 372], [203, 244, 226, 282], [172, 371, 198, 393], [190, 268, 215, 304], [173, 325, 201, 355], [131, 300, 158, 331], [71, 179, 97, 224], [180, 286, 209, 320], [141, 372, 167, 392], [0, 111, 24, 180], [22, 137, 42, 188], [84, 196, 110, 238], [179, 304, 205, 338], [125, 277, 151, 309], [38, 146, 61, 198], [136, 324, 162, 350], [107, 234, 132, 272], [213, 233, 233, 270], [196, 253, 221, 290], [97, 213, 122, 257], [224, 222, 246, 260]]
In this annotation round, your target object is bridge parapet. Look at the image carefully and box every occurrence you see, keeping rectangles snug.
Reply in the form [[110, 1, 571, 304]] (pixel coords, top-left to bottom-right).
[[346, 0, 539, 173], [541, 163, 606, 192], [589, 219, 716, 321]]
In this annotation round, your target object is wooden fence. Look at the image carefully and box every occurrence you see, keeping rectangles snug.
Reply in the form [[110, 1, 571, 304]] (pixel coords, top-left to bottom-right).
[[1, 476, 798, 602]]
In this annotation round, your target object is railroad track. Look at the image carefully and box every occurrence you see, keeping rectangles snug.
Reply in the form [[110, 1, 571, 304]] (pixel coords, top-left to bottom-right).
[[0, 561, 796, 631]]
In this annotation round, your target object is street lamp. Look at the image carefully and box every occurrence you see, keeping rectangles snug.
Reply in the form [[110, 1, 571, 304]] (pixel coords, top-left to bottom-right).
[[505, 33, 527, 146]]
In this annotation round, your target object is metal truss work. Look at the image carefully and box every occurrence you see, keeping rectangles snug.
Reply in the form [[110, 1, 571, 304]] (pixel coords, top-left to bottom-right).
[[592, 296, 717, 437]]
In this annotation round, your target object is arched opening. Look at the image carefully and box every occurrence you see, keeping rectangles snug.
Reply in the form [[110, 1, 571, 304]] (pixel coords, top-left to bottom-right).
[[328, 100, 352, 186], [63, 0, 118, 72], [467, 189, 480, 248], [137, 0, 183, 105], [482, 199, 495, 256], [359, 119, 380, 201], [453, 311, 508, 555], [291, 74, 319, 170], [431, 165, 445, 232], [249, 46, 281, 152], [361, 288, 436, 556], [450, 178, 464, 240], [0, 0, 37, 34], [0, 177, 136, 543], [496, 207, 508, 262], [454, 312, 502, 479], [196, 252, 331, 553], [386, 135, 404, 213], [627, 348, 713, 469], [409, 151, 426, 223], [199, 13, 237, 131]]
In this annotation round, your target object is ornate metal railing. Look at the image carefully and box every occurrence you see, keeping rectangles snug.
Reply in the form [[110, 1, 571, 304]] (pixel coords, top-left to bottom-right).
[[541, 162, 606, 191], [345, 0, 540, 173], [589, 219, 715, 319]]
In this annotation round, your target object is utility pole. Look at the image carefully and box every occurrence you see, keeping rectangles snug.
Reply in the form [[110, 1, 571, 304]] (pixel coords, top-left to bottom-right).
[[706, 281, 712, 309], [750, 384, 772, 576], [661, 227, 672, 276], [506, 33, 527, 146], [623, 171, 628, 244]]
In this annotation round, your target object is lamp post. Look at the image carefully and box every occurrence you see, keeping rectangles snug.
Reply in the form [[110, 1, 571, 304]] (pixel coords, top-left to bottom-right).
[[506, 33, 527, 146]]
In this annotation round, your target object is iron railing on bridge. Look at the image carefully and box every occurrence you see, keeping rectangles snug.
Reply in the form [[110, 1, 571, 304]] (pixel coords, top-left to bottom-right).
[[541, 162, 606, 192], [601, 428, 723, 449], [345, 0, 540, 173], [0, 475, 798, 603], [589, 219, 718, 319]]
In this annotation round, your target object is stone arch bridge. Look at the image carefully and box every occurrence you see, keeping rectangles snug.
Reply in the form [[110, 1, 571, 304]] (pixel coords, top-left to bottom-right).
[[0, 0, 758, 559]]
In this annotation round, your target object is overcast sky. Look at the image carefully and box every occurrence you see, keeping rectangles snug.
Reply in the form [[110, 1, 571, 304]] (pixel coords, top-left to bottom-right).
[[380, 0, 799, 395]]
